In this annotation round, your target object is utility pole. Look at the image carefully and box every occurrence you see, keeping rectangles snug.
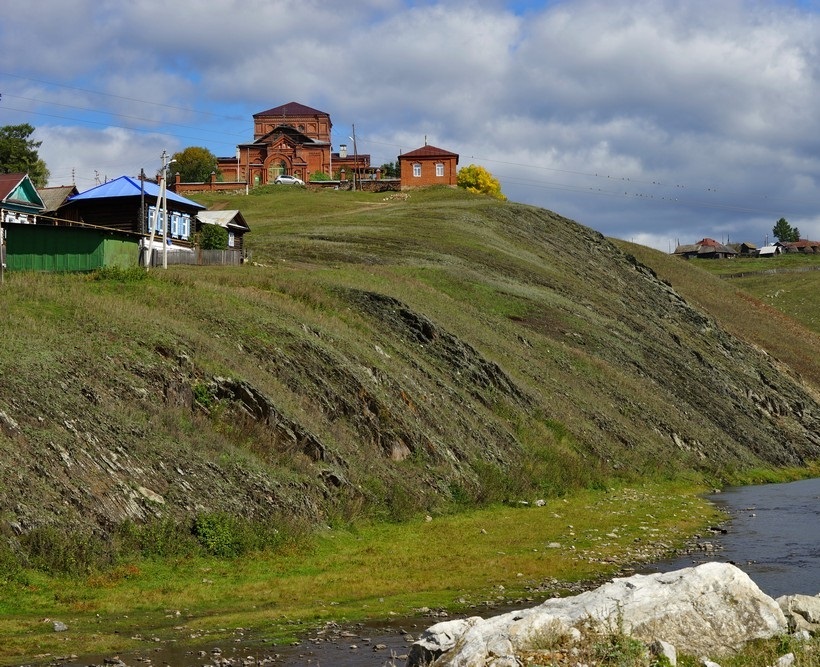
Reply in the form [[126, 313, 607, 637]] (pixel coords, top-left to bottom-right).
[[0, 211, 4, 286], [350, 125, 358, 191], [139, 168, 145, 237], [145, 151, 174, 270], [162, 157, 170, 270]]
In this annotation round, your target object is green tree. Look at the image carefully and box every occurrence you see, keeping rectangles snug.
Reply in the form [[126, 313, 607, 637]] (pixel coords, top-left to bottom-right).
[[379, 161, 400, 178], [198, 223, 228, 250], [457, 164, 506, 201], [0, 123, 50, 187], [772, 217, 800, 242], [168, 146, 220, 183]]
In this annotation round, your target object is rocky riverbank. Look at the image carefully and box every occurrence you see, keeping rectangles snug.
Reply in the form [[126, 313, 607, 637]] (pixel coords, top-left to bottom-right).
[[408, 562, 820, 667]]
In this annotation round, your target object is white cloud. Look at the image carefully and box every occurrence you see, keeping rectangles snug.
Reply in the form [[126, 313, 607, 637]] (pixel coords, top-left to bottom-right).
[[4, 0, 820, 245], [37, 126, 176, 190]]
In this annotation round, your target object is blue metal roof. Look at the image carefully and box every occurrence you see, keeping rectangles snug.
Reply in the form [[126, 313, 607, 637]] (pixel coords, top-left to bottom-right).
[[69, 176, 205, 209]]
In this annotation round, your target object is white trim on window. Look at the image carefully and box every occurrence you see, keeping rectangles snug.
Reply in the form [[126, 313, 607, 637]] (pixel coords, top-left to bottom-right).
[[413, 162, 422, 177], [436, 162, 444, 177]]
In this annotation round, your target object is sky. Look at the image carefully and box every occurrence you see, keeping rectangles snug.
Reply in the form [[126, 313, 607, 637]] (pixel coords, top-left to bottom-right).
[[3, 0, 820, 252]]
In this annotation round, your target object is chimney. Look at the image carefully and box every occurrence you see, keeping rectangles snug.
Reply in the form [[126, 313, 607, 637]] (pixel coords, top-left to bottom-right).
[[339, 144, 348, 158]]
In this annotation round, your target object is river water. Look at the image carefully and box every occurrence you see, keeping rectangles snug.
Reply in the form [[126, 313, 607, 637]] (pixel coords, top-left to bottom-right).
[[645, 476, 820, 598], [42, 477, 820, 667]]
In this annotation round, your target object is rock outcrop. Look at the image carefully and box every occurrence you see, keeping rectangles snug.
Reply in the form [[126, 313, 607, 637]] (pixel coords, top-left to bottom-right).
[[778, 594, 820, 635], [407, 562, 788, 666]]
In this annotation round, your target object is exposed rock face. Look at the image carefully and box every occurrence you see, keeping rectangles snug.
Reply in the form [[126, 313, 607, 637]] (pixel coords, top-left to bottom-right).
[[407, 563, 788, 666], [778, 594, 820, 634], [1, 199, 820, 541]]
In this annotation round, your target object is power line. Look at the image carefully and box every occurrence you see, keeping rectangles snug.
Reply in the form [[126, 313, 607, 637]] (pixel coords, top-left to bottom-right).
[[0, 104, 241, 150], [0, 75, 808, 219], [2, 93, 249, 140], [0, 71, 245, 123]]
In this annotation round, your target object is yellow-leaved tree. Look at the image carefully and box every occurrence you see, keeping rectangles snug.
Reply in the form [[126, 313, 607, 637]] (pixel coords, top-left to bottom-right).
[[457, 164, 506, 201]]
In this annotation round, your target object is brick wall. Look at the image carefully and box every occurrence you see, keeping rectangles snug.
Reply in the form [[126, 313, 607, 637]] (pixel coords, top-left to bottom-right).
[[399, 155, 458, 189]]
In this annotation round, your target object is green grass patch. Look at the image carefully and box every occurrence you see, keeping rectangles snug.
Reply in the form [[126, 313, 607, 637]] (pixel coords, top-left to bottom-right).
[[0, 480, 721, 663]]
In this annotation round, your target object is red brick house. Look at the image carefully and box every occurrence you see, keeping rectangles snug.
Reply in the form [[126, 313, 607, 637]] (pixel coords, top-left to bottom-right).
[[399, 144, 459, 189], [217, 101, 370, 186]]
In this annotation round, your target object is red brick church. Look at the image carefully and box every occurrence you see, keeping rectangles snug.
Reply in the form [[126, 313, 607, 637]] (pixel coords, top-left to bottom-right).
[[217, 102, 369, 185]]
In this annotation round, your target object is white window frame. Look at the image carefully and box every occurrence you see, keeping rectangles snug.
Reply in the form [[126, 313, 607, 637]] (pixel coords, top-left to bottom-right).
[[436, 162, 444, 177], [413, 163, 422, 177], [148, 206, 163, 233], [228, 231, 235, 248], [182, 214, 190, 239]]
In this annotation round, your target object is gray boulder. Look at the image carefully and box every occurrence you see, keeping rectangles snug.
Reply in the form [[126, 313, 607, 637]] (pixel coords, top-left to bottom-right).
[[777, 594, 820, 634], [407, 562, 786, 666]]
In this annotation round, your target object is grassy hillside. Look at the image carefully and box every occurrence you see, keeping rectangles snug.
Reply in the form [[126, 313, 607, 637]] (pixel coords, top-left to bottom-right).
[[616, 243, 820, 401], [2, 186, 820, 664], [1, 185, 818, 565]]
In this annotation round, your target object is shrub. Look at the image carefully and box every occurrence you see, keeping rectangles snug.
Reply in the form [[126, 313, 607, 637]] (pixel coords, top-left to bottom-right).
[[192, 513, 243, 557], [116, 518, 197, 558], [199, 223, 229, 250], [21, 525, 115, 574]]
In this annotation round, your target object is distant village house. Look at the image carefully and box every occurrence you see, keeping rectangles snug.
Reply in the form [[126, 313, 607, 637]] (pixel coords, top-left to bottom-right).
[[673, 238, 737, 259], [398, 143, 459, 190], [0, 173, 44, 225]]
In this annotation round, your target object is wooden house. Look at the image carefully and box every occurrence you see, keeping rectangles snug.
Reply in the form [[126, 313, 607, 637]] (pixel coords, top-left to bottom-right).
[[730, 241, 757, 256], [0, 172, 44, 225], [196, 210, 251, 253], [673, 238, 737, 259], [780, 239, 820, 254], [38, 185, 79, 218], [58, 175, 205, 245], [757, 244, 782, 257]]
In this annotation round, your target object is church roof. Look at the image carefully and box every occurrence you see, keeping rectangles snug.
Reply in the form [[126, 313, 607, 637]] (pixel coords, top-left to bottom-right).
[[255, 125, 321, 146], [254, 101, 329, 118]]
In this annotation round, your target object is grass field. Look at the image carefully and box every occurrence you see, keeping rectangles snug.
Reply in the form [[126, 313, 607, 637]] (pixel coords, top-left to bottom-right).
[[615, 242, 820, 392], [1, 186, 819, 666], [0, 480, 724, 662]]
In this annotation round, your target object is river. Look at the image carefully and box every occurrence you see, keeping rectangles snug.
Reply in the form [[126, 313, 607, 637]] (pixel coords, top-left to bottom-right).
[[645, 476, 820, 598], [40, 477, 820, 667]]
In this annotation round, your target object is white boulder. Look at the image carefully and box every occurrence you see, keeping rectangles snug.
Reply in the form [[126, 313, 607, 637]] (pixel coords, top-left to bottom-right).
[[778, 593, 820, 633], [407, 562, 786, 666]]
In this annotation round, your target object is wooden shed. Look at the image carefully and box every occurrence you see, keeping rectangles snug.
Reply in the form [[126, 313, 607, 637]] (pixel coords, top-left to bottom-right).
[[6, 224, 139, 272], [196, 210, 251, 253]]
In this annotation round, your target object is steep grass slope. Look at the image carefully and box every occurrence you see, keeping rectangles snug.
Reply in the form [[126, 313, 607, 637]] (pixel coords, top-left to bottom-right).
[[1, 187, 818, 549]]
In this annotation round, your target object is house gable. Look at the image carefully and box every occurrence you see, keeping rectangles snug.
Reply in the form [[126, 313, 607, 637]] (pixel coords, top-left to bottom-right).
[[0, 173, 45, 225], [0, 173, 45, 211], [39, 185, 79, 214]]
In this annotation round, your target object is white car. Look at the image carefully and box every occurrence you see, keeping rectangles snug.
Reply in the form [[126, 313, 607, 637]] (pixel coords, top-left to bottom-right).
[[274, 174, 305, 186]]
